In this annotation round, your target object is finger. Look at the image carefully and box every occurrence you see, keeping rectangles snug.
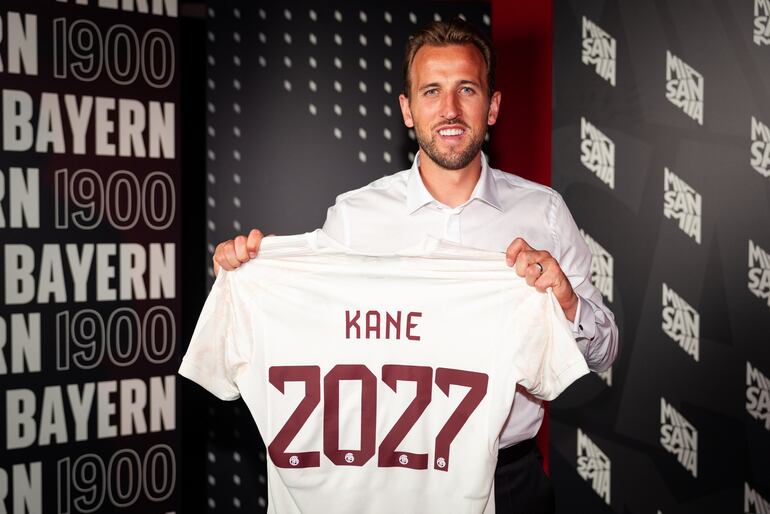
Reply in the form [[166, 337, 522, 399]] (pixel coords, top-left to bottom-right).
[[223, 241, 242, 269], [212, 257, 221, 277], [246, 229, 263, 258], [537, 266, 575, 301], [234, 235, 249, 262], [523, 258, 548, 285], [214, 241, 235, 271], [533, 256, 571, 292], [533, 268, 555, 293], [514, 250, 546, 277], [513, 251, 529, 277], [505, 238, 532, 267], [524, 265, 540, 286]]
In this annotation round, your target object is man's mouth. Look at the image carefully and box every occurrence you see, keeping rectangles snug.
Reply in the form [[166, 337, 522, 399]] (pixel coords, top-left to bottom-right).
[[437, 126, 466, 137]]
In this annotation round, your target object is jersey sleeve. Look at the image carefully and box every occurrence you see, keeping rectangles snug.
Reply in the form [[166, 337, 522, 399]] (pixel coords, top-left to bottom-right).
[[178, 271, 251, 401], [511, 289, 590, 400], [321, 199, 350, 246]]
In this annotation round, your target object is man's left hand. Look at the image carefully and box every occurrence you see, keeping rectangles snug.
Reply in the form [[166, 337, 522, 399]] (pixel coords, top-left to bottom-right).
[[505, 237, 579, 321]]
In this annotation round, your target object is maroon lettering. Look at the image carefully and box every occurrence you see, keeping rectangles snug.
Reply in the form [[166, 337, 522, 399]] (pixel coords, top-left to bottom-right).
[[267, 366, 321, 468], [378, 365, 432, 469], [323, 364, 377, 466], [433, 368, 488, 472], [266, 364, 489, 472], [345, 310, 421, 341], [406, 312, 422, 341], [365, 310, 381, 339], [385, 311, 401, 339], [345, 310, 361, 339]]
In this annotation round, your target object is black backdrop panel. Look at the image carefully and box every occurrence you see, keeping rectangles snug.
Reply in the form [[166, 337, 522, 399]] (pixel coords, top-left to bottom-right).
[[552, 1, 770, 513], [0, 1, 181, 513]]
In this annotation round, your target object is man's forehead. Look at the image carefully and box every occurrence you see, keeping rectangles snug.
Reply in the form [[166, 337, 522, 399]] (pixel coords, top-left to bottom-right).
[[412, 43, 485, 64], [410, 44, 487, 83], [409, 43, 487, 88]]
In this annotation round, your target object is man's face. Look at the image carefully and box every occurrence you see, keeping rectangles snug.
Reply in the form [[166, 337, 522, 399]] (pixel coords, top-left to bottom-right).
[[399, 44, 501, 171]]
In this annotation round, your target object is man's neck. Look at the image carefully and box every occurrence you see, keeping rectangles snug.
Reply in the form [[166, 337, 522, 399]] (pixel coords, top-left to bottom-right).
[[418, 153, 482, 208]]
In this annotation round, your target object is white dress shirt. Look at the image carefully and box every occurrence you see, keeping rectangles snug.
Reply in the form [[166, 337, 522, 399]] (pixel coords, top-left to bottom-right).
[[322, 152, 618, 447]]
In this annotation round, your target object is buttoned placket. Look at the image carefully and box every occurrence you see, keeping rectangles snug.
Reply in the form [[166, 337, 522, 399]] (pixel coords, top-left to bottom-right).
[[434, 203, 465, 243]]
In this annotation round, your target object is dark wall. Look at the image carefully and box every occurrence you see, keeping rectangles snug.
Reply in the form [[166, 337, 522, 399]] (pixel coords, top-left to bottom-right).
[[179, 3, 208, 513], [551, 1, 770, 512], [0, 1, 182, 512]]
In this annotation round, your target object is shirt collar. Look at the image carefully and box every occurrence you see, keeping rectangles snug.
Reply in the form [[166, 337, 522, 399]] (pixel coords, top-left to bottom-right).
[[405, 151, 503, 214], [405, 153, 435, 214]]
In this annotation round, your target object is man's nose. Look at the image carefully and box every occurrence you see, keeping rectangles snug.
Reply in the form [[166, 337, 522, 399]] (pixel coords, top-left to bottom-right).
[[441, 92, 461, 120]]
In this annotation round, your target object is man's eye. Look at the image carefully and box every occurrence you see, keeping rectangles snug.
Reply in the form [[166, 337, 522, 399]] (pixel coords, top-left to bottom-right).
[[424, 89, 438, 96], [460, 86, 475, 94]]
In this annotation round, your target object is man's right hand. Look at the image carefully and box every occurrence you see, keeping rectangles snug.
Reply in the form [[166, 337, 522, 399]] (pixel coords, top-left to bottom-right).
[[213, 228, 264, 276]]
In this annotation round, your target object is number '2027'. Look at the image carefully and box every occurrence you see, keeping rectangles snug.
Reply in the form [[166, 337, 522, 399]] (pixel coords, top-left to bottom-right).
[[268, 364, 488, 472]]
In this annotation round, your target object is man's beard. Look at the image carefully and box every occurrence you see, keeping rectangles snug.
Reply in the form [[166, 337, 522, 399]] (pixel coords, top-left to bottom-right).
[[415, 119, 487, 170]]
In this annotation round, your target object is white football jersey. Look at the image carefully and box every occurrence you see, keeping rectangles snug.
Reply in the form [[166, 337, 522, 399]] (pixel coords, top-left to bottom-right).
[[180, 230, 589, 514]]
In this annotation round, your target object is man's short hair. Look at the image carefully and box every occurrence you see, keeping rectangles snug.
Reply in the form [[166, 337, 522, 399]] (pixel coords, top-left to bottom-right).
[[402, 18, 496, 99]]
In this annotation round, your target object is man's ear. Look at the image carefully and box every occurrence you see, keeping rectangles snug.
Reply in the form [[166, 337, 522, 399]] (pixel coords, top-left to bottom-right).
[[399, 94, 415, 128], [487, 91, 501, 126]]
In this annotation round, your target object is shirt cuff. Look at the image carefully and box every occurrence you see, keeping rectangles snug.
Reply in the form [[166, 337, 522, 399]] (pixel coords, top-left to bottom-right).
[[571, 295, 597, 342]]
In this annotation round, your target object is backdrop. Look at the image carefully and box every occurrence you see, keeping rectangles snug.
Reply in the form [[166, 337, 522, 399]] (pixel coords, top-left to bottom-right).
[[0, 1, 181, 513], [551, 1, 770, 513]]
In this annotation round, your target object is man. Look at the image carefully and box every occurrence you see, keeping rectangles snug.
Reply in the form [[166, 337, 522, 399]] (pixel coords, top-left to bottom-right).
[[213, 18, 617, 513]]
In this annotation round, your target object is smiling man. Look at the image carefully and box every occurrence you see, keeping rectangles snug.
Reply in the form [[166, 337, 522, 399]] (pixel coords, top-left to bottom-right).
[[213, 18, 618, 514], [401, 42, 498, 172]]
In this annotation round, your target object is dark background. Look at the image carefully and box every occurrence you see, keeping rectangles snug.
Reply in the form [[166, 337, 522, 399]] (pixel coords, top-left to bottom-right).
[[0, 0, 765, 512]]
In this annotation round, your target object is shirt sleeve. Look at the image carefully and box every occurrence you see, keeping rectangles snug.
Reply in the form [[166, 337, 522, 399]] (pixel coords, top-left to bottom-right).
[[511, 289, 590, 401], [178, 271, 250, 401], [551, 193, 619, 372]]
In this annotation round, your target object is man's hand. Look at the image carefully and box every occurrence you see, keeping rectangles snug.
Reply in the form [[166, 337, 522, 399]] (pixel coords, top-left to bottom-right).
[[213, 228, 264, 276], [505, 237, 579, 321]]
